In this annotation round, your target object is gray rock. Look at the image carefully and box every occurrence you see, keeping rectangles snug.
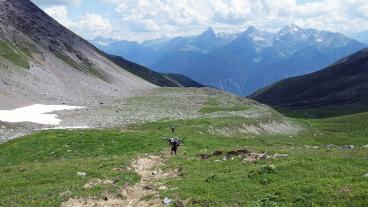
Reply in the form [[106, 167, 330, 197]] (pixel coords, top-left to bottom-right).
[[259, 153, 268, 159], [325, 144, 337, 148], [363, 145, 368, 148], [363, 173, 368, 177], [304, 145, 319, 149], [163, 197, 172, 205], [339, 145, 354, 150], [77, 172, 87, 176], [273, 153, 288, 158]]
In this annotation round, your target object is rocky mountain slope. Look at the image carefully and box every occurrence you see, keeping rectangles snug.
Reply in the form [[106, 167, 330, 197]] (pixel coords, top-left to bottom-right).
[[92, 25, 366, 96], [0, 0, 197, 109], [251, 48, 368, 108]]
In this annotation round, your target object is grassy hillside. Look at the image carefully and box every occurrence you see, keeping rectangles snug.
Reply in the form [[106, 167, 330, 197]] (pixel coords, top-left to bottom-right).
[[1, 93, 368, 206], [251, 49, 368, 108], [149, 112, 368, 206], [0, 40, 30, 69], [0, 130, 162, 206]]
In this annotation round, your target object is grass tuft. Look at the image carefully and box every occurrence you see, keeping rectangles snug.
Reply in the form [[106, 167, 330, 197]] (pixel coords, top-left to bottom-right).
[[0, 40, 30, 69]]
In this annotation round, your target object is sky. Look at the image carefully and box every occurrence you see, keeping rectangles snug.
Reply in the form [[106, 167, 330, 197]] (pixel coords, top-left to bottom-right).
[[31, 0, 368, 42]]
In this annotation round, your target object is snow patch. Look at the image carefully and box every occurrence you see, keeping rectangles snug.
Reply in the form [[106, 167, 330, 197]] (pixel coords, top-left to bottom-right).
[[0, 104, 85, 125], [316, 38, 323, 42], [251, 35, 265, 42]]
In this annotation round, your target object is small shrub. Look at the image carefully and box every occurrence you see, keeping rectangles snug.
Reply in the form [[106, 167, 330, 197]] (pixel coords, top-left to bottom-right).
[[253, 193, 280, 207], [258, 165, 276, 175]]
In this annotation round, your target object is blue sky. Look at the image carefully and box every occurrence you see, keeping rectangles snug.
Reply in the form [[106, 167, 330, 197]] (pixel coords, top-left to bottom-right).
[[31, 0, 368, 41]]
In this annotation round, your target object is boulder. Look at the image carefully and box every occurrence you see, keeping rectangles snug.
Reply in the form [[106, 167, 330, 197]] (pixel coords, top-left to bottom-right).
[[163, 197, 172, 205]]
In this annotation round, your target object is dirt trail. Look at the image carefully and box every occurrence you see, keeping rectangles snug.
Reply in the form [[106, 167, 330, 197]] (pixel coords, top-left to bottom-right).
[[61, 155, 173, 207]]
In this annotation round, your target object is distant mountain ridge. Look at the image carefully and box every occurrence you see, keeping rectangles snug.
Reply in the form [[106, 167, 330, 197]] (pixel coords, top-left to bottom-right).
[[92, 25, 366, 96], [351, 30, 368, 44], [251, 48, 368, 108], [107, 55, 204, 88]]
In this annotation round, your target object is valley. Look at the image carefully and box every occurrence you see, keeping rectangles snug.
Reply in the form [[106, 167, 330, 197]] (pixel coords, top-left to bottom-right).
[[1, 0, 368, 206]]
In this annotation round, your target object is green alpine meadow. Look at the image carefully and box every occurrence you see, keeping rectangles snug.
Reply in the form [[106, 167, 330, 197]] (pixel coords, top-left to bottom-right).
[[1, 0, 368, 206]]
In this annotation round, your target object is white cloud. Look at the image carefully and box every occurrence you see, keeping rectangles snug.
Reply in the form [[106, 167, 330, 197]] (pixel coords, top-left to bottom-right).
[[44, 6, 75, 28], [44, 6, 113, 39], [79, 13, 113, 37], [38, 0, 368, 41], [96, 0, 368, 41]]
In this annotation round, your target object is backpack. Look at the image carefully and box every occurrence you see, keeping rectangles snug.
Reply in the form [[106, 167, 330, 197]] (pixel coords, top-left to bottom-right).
[[175, 139, 182, 146]]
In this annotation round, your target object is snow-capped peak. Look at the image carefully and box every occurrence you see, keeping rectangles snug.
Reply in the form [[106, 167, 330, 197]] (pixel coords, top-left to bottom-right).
[[217, 32, 239, 42], [274, 24, 305, 41], [285, 24, 301, 32]]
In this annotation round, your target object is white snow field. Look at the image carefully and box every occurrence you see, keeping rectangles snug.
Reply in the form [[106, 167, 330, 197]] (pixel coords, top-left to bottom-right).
[[0, 104, 85, 125]]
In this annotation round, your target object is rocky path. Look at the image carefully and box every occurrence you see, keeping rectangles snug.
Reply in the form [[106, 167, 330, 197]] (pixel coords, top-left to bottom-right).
[[61, 154, 173, 207]]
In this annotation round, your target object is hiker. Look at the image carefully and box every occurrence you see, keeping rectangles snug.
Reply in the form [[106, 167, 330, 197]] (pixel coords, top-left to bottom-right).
[[163, 137, 183, 155], [170, 137, 182, 155]]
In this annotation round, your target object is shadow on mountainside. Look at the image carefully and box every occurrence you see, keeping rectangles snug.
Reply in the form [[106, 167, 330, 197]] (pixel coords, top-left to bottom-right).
[[272, 103, 368, 119]]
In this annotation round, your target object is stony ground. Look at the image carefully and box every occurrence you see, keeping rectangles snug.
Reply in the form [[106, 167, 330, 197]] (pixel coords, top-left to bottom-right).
[[61, 154, 172, 207], [1, 87, 296, 143]]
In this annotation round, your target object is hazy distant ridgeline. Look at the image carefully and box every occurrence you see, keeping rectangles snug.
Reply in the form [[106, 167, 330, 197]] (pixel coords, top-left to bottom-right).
[[92, 25, 366, 96]]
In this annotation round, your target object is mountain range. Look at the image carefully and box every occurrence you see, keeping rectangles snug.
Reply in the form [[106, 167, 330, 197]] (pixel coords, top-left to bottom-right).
[[251, 48, 368, 108], [92, 25, 366, 96], [352, 31, 368, 44], [0, 0, 200, 108]]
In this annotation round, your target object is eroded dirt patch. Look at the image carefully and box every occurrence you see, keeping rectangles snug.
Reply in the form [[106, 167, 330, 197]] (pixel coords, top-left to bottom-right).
[[83, 179, 114, 189], [61, 155, 174, 207], [198, 149, 289, 162]]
